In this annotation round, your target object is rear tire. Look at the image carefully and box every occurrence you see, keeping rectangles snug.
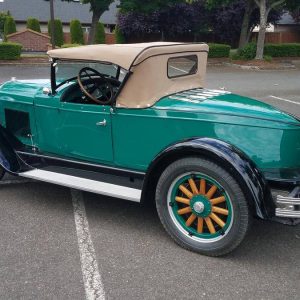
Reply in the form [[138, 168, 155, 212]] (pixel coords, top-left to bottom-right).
[[155, 157, 250, 256]]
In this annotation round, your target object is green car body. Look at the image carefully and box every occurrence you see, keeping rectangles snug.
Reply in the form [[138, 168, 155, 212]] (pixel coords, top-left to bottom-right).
[[1, 79, 299, 176], [0, 42, 299, 256]]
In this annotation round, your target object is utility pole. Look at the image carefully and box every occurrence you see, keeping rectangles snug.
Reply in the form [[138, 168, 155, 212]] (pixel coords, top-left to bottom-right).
[[50, 0, 55, 49]]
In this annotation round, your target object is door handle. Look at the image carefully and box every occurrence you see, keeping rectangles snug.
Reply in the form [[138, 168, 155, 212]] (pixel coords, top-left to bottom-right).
[[96, 119, 107, 126]]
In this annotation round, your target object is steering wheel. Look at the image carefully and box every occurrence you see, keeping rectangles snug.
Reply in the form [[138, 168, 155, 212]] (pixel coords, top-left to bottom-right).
[[77, 67, 114, 105]]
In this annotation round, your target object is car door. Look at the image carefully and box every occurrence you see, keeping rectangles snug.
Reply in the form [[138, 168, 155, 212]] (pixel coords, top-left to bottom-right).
[[57, 102, 113, 164], [34, 92, 113, 164]]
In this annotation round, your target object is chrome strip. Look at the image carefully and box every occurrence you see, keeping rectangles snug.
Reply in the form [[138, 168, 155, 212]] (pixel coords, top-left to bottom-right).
[[275, 186, 300, 218], [20, 169, 141, 202]]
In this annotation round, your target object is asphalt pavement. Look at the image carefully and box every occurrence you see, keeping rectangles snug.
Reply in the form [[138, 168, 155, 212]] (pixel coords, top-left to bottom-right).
[[0, 65, 299, 300]]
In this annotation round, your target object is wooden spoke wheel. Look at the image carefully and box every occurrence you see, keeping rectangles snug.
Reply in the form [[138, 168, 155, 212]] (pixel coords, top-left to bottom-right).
[[155, 157, 250, 256], [170, 174, 233, 240]]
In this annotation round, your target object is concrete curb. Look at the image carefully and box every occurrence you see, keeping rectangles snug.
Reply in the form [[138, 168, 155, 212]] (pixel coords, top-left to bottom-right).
[[222, 62, 297, 70]]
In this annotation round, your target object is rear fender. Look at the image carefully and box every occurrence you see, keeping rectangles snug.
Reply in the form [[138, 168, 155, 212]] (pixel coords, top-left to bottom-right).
[[142, 138, 275, 219]]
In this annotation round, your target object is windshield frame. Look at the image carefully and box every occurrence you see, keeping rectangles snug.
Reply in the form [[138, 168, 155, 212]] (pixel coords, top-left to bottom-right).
[[50, 58, 131, 106]]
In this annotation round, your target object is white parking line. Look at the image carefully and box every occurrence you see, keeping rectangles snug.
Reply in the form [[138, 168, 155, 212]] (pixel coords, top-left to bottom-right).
[[269, 95, 300, 106], [71, 189, 105, 300]]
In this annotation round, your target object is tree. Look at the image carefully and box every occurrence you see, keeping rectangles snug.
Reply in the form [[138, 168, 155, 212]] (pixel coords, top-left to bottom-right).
[[26, 17, 41, 33], [94, 22, 105, 44], [0, 11, 10, 39], [70, 19, 84, 44], [48, 19, 64, 47], [114, 25, 125, 43], [4, 16, 16, 37], [254, 0, 296, 59], [81, 0, 114, 44]]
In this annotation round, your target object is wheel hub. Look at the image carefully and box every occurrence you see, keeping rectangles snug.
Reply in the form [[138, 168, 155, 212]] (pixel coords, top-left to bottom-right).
[[190, 195, 212, 217], [193, 202, 205, 213]]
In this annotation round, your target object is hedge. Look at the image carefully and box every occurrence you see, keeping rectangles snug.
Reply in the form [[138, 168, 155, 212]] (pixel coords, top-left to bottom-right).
[[61, 44, 81, 48], [208, 43, 231, 58], [264, 43, 300, 57], [238, 43, 300, 59], [48, 19, 64, 47], [0, 42, 22, 60], [4, 16, 16, 37], [238, 42, 256, 60], [94, 22, 105, 44], [26, 17, 41, 33], [70, 19, 84, 45]]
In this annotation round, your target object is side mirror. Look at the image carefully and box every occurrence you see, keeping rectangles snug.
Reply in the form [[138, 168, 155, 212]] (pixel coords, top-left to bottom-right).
[[43, 87, 51, 95]]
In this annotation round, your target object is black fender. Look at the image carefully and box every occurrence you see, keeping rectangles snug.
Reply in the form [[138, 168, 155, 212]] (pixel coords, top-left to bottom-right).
[[0, 125, 29, 174], [142, 137, 275, 219]]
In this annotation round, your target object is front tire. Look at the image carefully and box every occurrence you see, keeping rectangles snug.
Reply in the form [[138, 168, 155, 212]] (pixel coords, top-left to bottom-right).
[[155, 157, 250, 256], [0, 166, 5, 181]]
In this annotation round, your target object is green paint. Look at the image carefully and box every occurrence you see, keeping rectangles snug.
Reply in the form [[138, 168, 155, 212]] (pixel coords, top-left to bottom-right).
[[0, 80, 300, 176]]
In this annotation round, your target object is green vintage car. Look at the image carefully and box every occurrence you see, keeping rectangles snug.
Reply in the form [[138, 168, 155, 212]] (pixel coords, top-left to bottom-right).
[[0, 42, 299, 256]]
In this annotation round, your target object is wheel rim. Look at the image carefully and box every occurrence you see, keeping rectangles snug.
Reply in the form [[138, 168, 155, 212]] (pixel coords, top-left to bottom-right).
[[167, 172, 233, 242]]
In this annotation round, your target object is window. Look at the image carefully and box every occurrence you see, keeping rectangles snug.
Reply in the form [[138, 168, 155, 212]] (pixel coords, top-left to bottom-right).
[[168, 55, 198, 78]]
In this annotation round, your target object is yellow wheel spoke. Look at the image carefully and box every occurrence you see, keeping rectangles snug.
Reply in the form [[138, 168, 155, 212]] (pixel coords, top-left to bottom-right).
[[210, 212, 226, 228], [197, 217, 204, 233], [179, 185, 193, 199], [206, 185, 217, 199], [210, 196, 225, 205], [188, 178, 198, 195], [178, 206, 192, 215], [212, 206, 229, 216], [205, 217, 216, 234], [186, 214, 197, 227], [175, 196, 190, 206], [199, 179, 206, 195]]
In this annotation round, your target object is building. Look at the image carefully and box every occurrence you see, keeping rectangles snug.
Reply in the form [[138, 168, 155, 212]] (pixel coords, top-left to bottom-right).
[[0, 0, 119, 34], [274, 12, 300, 32]]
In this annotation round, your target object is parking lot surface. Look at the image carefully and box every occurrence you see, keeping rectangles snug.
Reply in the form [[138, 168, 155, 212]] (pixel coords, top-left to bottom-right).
[[0, 65, 299, 300]]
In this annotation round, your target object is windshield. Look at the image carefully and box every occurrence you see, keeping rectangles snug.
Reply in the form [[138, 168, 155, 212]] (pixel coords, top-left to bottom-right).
[[54, 60, 127, 89]]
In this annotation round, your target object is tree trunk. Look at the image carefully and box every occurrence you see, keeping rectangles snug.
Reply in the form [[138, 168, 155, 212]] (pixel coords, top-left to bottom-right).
[[255, 0, 268, 60], [88, 11, 102, 45], [238, 0, 254, 50]]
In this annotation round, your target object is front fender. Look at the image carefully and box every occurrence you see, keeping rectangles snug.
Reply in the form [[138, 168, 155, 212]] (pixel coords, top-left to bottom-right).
[[143, 138, 275, 219], [0, 125, 28, 174]]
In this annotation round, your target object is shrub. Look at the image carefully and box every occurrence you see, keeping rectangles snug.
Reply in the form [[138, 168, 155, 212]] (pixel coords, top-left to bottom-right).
[[114, 25, 125, 44], [4, 16, 16, 37], [70, 19, 84, 45], [208, 43, 231, 58], [48, 19, 64, 47], [264, 43, 300, 57], [94, 22, 105, 44], [0, 42, 22, 60], [26, 17, 41, 33], [230, 52, 242, 60], [263, 55, 272, 62], [61, 43, 81, 48], [238, 42, 256, 60]]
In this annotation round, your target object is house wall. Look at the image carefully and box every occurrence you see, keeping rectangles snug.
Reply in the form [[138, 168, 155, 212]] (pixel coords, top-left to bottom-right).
[[7, 30, 50, 52]]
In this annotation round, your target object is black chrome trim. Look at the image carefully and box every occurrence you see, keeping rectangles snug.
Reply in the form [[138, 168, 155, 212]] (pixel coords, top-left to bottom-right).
[[17, 150, 145, 179]]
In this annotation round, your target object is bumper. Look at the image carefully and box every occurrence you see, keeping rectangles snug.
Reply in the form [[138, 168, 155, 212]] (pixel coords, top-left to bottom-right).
[[275, 186, 300, 218]]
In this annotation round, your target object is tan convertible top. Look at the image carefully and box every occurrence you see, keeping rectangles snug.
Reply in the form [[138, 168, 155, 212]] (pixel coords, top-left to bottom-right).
[[48, 42, 209, 108]]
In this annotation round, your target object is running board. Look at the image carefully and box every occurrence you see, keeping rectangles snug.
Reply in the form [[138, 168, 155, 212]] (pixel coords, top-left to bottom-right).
[[20, 169, 141, 202]]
